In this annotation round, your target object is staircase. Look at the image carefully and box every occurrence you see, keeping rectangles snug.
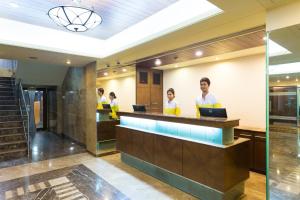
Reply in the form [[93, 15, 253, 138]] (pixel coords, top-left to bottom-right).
[[0, 77, 28, 161]]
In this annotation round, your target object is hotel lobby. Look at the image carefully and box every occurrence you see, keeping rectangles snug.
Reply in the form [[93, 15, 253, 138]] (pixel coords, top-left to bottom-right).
[[0, 0, 300, 199]]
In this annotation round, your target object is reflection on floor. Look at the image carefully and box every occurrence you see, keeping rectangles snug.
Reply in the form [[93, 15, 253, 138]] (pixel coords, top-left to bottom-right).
[[0, 164, 128, 200], [269, 131, 300, 200], [0, 131, 86, 169], [0, 153, 266, 200]]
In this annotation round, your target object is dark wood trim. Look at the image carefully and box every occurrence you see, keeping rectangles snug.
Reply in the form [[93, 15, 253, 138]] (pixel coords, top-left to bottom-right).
[[117, 112, 239, 128]]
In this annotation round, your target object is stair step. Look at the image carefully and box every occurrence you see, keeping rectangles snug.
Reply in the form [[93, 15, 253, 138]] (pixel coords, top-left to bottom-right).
[[0, 148, 27, 161], [0, 127, 24, 135], [0, 121, 23, 128], [0, 110, 20, 116], [0, 105, 19, 110], [0, 96, 16, 101], [0, 140, 27, 150], [0, 91, 15, 96], [0, 133, 25, 142], [0, 100, 18, 105], [0, 115, 23, 122], [0, 87, 14, 92]]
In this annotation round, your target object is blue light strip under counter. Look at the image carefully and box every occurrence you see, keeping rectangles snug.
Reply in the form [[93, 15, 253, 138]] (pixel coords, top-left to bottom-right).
[[120, 116, 225, 145]]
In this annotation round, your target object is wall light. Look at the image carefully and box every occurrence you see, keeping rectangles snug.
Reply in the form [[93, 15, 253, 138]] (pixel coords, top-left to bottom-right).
[[104, 72, 108, 76], [155, 59, 162, 66], [66, 60, 71, 65], [195, 50, 203, 57], [122, 68, 127, 72]]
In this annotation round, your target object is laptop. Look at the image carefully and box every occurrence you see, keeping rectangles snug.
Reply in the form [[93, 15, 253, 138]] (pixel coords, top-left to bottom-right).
[[199, 108, 227, 118], [102, 104, 112, 110], [133, 105, 146, 112]]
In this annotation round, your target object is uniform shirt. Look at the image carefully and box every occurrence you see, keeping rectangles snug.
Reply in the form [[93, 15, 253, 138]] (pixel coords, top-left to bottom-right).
[[164, 99, 181, 116], [110, 99, 119, 119], [97, 95, 107, 110], [195, 93, 221, 118]]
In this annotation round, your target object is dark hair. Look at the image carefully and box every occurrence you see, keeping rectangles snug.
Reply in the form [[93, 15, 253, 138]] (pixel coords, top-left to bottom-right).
[[200, 77, 210, 86], [167, 88, 175, 95], [109, 92, 117, 99], [98, 88, 104, 94]]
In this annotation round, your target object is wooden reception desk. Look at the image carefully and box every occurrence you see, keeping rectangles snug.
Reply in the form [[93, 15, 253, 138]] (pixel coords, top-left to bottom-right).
[[116, 112, 250, 200]]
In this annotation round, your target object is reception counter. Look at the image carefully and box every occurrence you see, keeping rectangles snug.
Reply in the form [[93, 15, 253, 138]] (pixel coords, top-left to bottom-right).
[[116, 112, 250, 200], [96, 109, 119, 155]]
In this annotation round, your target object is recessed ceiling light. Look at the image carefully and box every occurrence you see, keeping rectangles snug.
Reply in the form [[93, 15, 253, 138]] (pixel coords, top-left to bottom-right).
[[66, 60, 71, 65], [9, 2, 19, 8], [195, 50, 203, 57], [122, 68, 127, 72], [286, 75, 290, 79], [103, 72, 108, 76], [277, 80, 280, 83], [155, 59, 162, 66]]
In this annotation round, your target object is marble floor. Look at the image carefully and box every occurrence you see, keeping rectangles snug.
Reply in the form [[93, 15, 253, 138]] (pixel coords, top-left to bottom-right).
[[269, 131, 300, 200], [0, 131, 86, 169], [0, 152, 266, 200]]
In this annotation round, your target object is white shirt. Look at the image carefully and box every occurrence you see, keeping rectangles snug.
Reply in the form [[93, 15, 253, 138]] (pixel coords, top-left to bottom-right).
[[98, 95, 107, 103], [195, 93, 217, 106], [110, 99, 118, 107], [165, 99, 179, 109]]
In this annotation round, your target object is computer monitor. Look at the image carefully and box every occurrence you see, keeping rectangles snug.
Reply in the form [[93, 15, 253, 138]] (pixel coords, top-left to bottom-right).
[[199, 108, 227, 118], [133, 105, 146, 112], [102, 104, 112, 110]]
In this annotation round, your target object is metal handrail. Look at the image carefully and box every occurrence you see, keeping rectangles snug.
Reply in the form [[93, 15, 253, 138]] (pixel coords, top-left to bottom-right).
[[16, 79, 30, 158]]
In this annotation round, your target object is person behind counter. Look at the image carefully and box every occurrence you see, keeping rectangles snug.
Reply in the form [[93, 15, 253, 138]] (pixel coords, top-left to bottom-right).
[[109, 92, 119, 119], [164, 88, 181, 116], [195, 77, 221, 118], [97, 88, 108, 110]]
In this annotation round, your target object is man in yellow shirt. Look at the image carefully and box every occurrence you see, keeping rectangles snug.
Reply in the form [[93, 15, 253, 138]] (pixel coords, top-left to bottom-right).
[[195, 77, 221, 118]]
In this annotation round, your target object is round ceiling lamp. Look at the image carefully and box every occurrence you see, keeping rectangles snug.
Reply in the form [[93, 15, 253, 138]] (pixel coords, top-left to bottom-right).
[[48, 6, 102, 32]]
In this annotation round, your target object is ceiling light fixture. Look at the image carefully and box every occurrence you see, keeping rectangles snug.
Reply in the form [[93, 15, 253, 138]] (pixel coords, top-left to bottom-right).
[[122, 68, 127, 72], [286, 75, 290, 79], [155, 59, 162, 66], [48, 2, 102, 32], [296, 79, 298, 82], [195, 50, 203, 57], [103, 72, 108, 76]]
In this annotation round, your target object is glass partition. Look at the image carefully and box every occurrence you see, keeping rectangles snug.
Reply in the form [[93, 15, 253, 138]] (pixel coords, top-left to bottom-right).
[[268, 24, 300, 199]]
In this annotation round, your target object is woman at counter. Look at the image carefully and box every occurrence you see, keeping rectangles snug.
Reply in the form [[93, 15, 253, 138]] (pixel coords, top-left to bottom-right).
[[97, 88, 108, 110], [109, 92, 119, 119], [196, 77, 221, 118], [164, 88, 181, 116]]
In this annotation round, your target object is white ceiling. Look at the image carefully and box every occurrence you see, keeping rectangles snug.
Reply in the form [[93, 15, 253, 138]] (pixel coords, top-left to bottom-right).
[[0, 0, 178, 39]]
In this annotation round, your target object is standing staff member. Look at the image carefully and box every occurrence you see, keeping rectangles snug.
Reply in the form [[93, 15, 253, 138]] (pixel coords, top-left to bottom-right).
[[97, 88, 107, 110], [109, 92, 119, 119], [164, 88, 181, 116], [195, 77, 221, 118]]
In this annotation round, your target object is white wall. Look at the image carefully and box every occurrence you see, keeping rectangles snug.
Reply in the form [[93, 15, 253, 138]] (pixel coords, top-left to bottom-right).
[[97, 75, 136, 112], [16, 60, 69, 86], [163, 54, 266, 128]]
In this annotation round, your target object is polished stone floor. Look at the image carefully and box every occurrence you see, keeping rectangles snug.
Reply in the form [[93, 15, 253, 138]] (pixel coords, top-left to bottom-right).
[[0, 152, 266, 200], [269, 131, 300, 200], [0, 131, 86, 169]]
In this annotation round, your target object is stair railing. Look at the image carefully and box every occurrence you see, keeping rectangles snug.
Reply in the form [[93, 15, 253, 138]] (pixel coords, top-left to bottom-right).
[[16, 79, 30, 158]]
